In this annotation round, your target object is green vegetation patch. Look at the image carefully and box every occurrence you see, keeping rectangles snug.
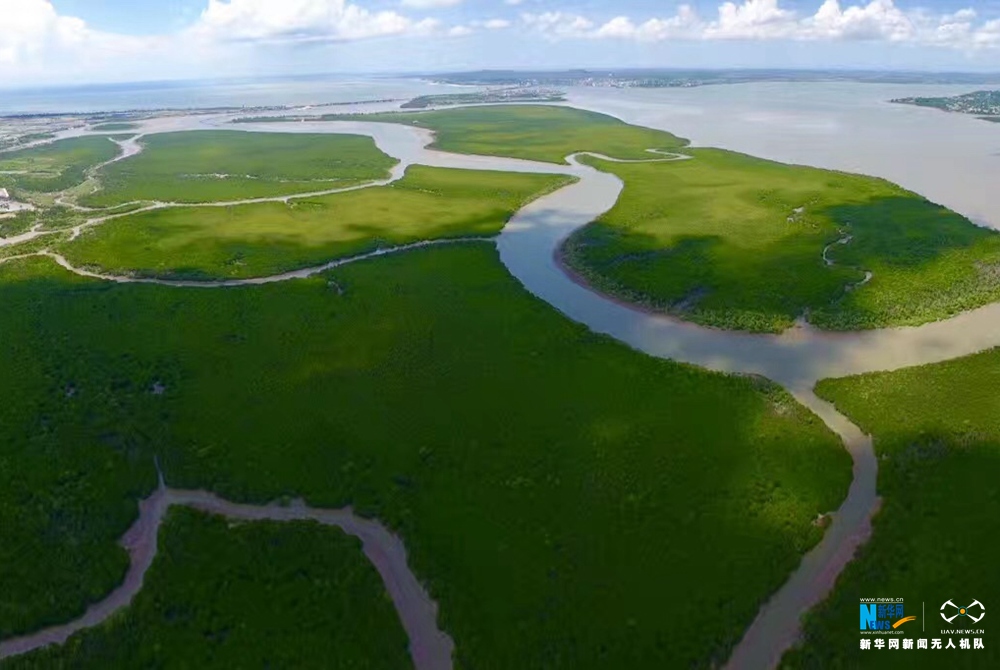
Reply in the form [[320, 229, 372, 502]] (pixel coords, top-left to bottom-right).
[[0, 232, 71, 262], [0, 137, 120, 194], [0, 133, 56, 151], [64, 165, 571, 279], [783, 350, 1000, 668], [328, 105, 689, 163], [892, 90, 1000, 116], [5, 508, 411, 669], [564, 150, 1000, 332], [315, 104, 1000, 332], [81, 131, 397, 207], [89, 123, 139, 132], [0, 246, 850, 668], [1, 205, 104, 240], [401, 89, 566, 109], [0, 211, 39, 238]]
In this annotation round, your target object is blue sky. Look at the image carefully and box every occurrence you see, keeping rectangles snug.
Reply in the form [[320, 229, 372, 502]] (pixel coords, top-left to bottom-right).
[[2, 1, 999, 87], [51, 0, 206, 34]]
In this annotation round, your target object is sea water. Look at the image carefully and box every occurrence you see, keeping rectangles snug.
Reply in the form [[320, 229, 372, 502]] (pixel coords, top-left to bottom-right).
[[0, 75, 455, 116]]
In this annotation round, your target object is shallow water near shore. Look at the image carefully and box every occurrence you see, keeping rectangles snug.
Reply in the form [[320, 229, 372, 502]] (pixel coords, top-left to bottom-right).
[[0, 76, 458, 116]]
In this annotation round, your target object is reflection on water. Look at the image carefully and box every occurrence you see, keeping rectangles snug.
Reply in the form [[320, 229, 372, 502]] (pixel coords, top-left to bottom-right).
[[567, 82, 1000, 230]]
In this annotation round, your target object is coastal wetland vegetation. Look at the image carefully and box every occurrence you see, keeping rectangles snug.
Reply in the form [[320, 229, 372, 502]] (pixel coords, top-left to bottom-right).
[[0, 133, 56, 152], [783, 349, 1000, 668], [63, 166, 572, 279], [79, 131, 397, 207], [399, 89, 566, 109], [4, 103, 999, 668], [0, 245, 850, 669], [568, 150, 1000, 332], [327, 105, 690, 164], [0, 205, 107, 240], [322, 105, 1000, 332], [0, 137, 119, 195], [0, 211, 39, 238], [4, 508, 412, 669], [88, 123, 140, 132]]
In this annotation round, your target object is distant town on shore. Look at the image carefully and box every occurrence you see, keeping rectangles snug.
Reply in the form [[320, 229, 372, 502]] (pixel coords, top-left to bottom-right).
[[891, 89, 1000, 123]]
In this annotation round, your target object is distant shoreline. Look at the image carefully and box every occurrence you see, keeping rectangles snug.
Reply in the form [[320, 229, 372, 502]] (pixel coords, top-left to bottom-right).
[[426, 68, 1000, 90], [0, 98, 404, 121], [891, 89, 1000, 124]]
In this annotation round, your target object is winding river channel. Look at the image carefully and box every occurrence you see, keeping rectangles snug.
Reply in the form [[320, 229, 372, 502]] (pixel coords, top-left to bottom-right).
[[4, 108, 1000, 668], [0, 473, 454, 670]]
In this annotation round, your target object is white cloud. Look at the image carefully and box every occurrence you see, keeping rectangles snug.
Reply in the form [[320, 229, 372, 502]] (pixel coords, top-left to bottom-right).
[[400, 0, 463, 8], [0, 0, 181, 84], [592, 6, 701, 41], [522, 0, 997, 50], [521, 12, 595, 39], [806, 0, 914, 42], [447, 18, 511, 36], [974, 18, 1000, 47], [705, 0, 797, 40], [0, 0, 134, 65], [0, 0, 455, 85], [2, 0, 1000, 87], [190, 0, 439, 43]]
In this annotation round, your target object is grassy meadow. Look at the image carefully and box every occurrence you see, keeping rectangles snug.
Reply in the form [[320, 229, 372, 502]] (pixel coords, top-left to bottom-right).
[[326, 105, 689, 163], [0, 137, 120, 194], [64, 166, 572, 279], [566, 150, 1000, 332], [782, 350, 1000, 668], [80, 131, 397, 207], [0, 246, 850, 668], [4, 508, 412, 669]]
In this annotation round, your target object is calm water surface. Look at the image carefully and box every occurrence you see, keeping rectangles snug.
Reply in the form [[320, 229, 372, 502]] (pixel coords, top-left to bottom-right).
[[0, 76, 458, 115]]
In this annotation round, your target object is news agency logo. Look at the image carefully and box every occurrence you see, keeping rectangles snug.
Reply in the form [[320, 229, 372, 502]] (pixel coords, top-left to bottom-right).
[[861, 602, 916, 631], [941, 600, 985, 624]]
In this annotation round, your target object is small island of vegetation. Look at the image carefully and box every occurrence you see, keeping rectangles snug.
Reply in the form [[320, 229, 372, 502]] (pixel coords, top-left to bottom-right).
[[891, 90, 1000, 123], [401, 87, 565, 109], [89, 122, 140, 132]]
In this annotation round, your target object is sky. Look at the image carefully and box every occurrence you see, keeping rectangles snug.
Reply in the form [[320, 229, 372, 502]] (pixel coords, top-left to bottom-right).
[[1, 0, 999, 87]]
